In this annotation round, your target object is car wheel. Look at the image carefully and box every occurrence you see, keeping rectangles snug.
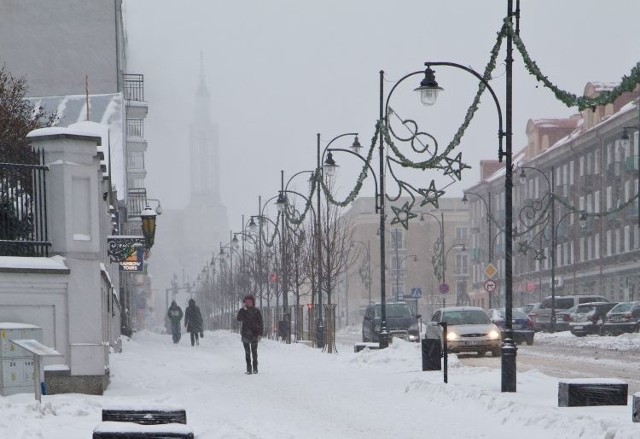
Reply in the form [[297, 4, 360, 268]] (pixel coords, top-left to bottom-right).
[[526, 338, 534, 346], [491, 348, 501, 357], [601, 328, 614, 336], [476, 350, 486, 357]]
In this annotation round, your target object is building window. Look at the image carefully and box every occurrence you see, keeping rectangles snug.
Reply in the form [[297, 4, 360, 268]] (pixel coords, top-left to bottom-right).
[[594, 150, 600, 174], [624, 226, 631, 253], [594, 191, 600, 213], [455, 227, 468, 241], [615, 229, 621, 254], [606, 230, 612, 256], [455, 254, 468, 276], [594, 233, 600, 259]]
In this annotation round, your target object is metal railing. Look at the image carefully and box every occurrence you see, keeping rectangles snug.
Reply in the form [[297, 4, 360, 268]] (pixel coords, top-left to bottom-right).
[[123, 74, 145, 102], [127, 187, 147, 219], [126, 119, 144, 138], [0, 149, 50, 256]]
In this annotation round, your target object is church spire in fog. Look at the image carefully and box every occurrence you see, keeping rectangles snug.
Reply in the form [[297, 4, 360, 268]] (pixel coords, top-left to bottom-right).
[[189, 52, 221, 206]]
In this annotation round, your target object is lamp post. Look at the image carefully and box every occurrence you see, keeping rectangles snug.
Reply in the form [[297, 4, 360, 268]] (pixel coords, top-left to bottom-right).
[[419, 55, 516, 390], [444, 243, 466, 305], [314, 132, 359, 350]]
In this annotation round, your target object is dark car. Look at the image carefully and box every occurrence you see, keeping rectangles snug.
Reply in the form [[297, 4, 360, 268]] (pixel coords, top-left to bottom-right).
[[487, 308, 535, 345], [600, 301, 640, 336], [362, 302, 421, 342], [425, 307, 502, 357], [521, 303, 541, 329], [569, 302, 618, 337]]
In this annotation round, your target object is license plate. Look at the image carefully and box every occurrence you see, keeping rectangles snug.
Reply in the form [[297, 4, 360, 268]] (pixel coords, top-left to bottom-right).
[[573, 326, 583, 330], [513, 324, 523, 329], [463, 340, 480, 346]]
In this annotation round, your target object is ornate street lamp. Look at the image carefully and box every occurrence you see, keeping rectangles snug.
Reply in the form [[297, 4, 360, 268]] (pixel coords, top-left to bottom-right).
[[413, 66, 444, 106], [140, 205, 157, 248]]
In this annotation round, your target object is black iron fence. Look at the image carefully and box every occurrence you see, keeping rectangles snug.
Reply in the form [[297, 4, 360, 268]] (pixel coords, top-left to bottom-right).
[[0, 149, 50, 256]]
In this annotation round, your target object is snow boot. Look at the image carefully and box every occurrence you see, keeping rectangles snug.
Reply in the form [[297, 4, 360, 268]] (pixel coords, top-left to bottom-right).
[[246, 365, 252, 375], [253, 365, 258, 374]]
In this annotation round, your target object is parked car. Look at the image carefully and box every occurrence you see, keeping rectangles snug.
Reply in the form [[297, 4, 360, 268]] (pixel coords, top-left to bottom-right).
[[535, 295, 608, 332], [425, 307, 502, 357], [362, 301, 421, 342], [487, 308, 535, 345], [521, 303, 541, 329], [569, 302, 618, 336], [600, 301, 640, 336]]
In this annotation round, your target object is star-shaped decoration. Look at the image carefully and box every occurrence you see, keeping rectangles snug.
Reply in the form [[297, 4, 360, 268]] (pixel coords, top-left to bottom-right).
[[443, 152, 471, 181], [517, 241, 531, 255], [390, 201, 417, 229], [418, 180, 445, 209], [534, 249, 547, 261]]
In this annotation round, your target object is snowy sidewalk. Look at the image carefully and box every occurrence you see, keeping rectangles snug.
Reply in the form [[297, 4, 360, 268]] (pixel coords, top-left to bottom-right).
[[1, 330, 639, 438]]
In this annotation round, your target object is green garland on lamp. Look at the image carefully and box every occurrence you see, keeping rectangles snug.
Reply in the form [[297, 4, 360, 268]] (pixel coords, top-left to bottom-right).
[[503, 18, 640, 111], [320, 122, 381, 207]]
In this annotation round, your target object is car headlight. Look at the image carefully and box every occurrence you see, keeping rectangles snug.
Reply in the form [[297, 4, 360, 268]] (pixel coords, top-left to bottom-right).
[[446, 331, 460, 341], [487, 329, 501, 340]]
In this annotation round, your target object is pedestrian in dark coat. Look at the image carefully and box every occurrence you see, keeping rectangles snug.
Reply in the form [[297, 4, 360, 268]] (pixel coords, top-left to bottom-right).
[[236, 295, 263, 374], [184, 298, 203, 347], [167, 300, 183, 344]]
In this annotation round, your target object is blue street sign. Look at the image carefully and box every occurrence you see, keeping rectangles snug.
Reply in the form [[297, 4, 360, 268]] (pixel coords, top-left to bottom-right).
[[410, 288, 422, 299]]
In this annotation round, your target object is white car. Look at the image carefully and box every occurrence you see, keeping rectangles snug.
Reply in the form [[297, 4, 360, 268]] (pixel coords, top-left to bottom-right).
[[425, 306, 502, 357]]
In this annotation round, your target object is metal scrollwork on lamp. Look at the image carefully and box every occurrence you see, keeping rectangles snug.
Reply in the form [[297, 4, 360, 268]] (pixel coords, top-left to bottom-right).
[[107, 205, 158, 263]]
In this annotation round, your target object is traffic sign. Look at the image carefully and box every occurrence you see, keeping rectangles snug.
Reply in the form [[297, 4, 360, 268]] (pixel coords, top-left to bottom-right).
[[410, 288, 422, 299], [439, 283, 449, 294], [484, 263, 498, 279], [484, 279, 497, 293]]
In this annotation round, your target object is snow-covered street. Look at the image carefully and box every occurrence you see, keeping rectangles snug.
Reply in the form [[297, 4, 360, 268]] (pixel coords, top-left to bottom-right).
[[2, 329, 640, 438]]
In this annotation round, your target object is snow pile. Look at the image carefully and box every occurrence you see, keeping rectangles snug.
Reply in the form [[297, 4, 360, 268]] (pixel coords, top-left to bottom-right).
[[0, 330, 639, 438]]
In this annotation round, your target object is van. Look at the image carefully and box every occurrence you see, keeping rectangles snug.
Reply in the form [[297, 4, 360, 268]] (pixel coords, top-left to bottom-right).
[[535, 295, 608, 332], [362, 301, 421, 342]]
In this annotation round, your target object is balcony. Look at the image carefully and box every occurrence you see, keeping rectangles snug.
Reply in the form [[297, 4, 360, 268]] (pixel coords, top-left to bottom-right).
[[123, 73, 148, 119], [127, 187, 147, 220]]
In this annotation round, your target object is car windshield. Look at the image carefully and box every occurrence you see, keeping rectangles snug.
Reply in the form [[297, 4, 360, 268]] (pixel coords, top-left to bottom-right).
[[375, 304, 413, 318], [609, 302, 635, 313], [442, 310, 490, 325], [494, 309, 528, 320]]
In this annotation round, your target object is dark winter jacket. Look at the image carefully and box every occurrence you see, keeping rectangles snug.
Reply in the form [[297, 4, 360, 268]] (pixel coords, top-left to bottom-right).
[[185, 300, 203, 333], [236, 306, 264, 343], [167, 302, 183, 324]]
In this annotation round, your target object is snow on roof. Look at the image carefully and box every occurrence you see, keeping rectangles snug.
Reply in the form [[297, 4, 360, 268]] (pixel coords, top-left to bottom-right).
[[587, 81, 620, 92], [27, 125, 102, 141], [0, 255, 68, 271], [0, 322, 41, 329], [27, 93, 125, 196]]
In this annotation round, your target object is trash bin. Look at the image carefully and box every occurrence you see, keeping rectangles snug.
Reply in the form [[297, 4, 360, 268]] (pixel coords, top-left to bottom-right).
[[316, 323, 325, 349], [421, 338, 441, 371]]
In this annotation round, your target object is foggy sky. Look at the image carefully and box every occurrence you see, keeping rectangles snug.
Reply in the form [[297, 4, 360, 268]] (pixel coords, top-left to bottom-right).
[[123, 0, 640, 231]]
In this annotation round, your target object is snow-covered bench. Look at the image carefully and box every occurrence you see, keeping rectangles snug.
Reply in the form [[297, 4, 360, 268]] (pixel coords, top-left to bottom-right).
[[558, 378, 628, 407], [354, 342, 380, 353], [102, 405, 187, 425], [92, 421, 194, 439]]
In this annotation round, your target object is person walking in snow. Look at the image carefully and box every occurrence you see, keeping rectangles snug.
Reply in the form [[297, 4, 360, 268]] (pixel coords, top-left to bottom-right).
[[184, 298, 204, 346], [236, 295, 263, 374], [167, 300, 183, 344]]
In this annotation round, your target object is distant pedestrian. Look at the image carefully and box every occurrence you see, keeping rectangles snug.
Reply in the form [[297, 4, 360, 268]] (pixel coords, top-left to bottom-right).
[[185, 298, 204, 346], [167, 300, 183, 344], [236, 295, 263, 374]]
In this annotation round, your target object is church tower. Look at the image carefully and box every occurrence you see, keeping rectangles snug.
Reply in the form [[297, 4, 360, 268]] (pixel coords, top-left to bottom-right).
[[189, 54, 222, 207]]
